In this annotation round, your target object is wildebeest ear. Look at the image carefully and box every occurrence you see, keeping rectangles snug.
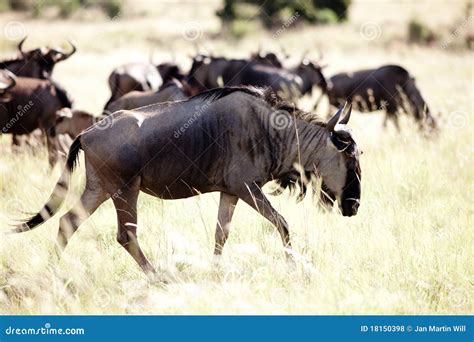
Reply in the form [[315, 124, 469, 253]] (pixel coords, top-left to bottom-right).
[[339, 103, 352, 125], [327, 102, 347, 132]]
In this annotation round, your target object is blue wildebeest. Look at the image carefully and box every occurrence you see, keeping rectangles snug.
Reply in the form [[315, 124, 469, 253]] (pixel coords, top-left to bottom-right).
[[0, 37, 76, 79], [13, 87, 361, 275], [188, 54, 326, 103], [104, 62, 184, 109], [320, 64, 436, 130], [0, 71, 73, 166], [106, 79, 192, 113], [186, 51, 285, 92]]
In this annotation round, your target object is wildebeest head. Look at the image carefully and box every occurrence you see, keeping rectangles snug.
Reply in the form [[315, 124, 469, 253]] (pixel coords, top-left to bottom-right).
[[186, 54, 214, 92], [320, 103, 361, 217], [0, 69, 16, 102], [17, 37, 77, 79], [250, 51, 283, 68], [157, 62, 183, 82], [297, 58, 328, 94]]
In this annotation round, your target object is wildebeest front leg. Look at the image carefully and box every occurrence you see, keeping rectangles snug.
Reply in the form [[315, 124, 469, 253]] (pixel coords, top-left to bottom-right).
[[112, 180, 155, 274], [44, 128, 58, 167], [214, 192, 238, 256], [239, 183, 292, 253]]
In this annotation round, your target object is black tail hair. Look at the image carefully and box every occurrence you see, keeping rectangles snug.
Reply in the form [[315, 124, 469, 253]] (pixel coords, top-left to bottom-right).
[[10, 137, 82, 233]]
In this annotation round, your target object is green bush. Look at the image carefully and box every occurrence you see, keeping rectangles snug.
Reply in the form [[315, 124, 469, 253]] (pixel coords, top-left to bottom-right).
[[2, 0, 122, 19], [99, 0, 121, 19], [408, 19, 436, 44], [216, 0, 351, 29]]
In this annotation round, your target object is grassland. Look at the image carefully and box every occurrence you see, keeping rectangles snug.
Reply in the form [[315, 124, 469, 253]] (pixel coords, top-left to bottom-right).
[[0, 0, 472, 314]]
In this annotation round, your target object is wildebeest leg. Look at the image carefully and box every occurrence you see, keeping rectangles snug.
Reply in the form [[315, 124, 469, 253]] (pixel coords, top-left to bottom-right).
[[239, 183, 292, 252], [214, 192, 238, 256], [56, 182, 108, 253], [112, 179, 155, 274], [44, 128, 58, 167], [385, 100, 400, 131]]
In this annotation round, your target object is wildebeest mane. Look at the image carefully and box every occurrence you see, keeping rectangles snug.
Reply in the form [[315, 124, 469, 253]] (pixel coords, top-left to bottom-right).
[[189, 86, 325, 201], [190, 86, 326, 126]]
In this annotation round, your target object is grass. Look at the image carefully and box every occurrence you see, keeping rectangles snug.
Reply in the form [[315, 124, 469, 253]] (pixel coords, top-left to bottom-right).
[[0, 0, 472, 314]]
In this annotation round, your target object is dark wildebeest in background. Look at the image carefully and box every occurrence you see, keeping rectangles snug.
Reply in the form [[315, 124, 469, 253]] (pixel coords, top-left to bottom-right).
[[186, 52, 284, 93], [13, 87, 361, 276], [322, 64, 436, 130], [188, 54, 326, 103], [52, 108, 96, 139], [105, 79, 191, 113], [104, 62, 184, 110], [0, 37, 76, 79], [0, 74, 73, 166], [224, 58, 327, 102]]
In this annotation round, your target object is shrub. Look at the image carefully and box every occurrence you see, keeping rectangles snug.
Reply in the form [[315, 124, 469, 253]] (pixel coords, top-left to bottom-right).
[[408, 19, 436, 44]]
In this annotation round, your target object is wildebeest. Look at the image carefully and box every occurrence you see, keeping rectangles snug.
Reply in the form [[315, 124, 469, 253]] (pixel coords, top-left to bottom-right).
[[322, 64, 436, 130], [53, 108, 96, 139], [188, 55, 326, 102], [13, 86, 361, 275], [0, 74, 73, 166], [186, 51, 285, 93], [0, 37, 76, 79], [105, 79, 191, 113], [104, 62, 184, 109], [224, 58, 327, 101]]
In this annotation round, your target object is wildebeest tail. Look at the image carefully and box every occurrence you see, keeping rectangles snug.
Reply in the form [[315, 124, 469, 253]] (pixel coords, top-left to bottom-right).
[[10, 137, 82, 233]]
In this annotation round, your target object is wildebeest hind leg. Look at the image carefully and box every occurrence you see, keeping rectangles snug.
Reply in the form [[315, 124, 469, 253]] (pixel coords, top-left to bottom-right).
[[214, 192, 238, 256], [56, 182, 108, 254], [238, 183, 292, 253], [112, 178, 155, 274]]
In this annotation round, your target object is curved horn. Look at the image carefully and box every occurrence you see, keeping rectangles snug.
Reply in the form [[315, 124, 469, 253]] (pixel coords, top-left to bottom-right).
[[60, 40, 77, 60], [338, 103, 352, 125], [0, 70, 17, 91], [327, 102, 347, 132], [18, 36, 27, 57]]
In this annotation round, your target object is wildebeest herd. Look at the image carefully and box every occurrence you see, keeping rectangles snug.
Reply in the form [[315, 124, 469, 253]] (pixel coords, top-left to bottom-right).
[[1, 37, 436, 275]]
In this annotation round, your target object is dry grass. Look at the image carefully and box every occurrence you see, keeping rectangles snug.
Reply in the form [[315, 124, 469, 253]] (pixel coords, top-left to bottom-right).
[[0, 0, 472, 314]]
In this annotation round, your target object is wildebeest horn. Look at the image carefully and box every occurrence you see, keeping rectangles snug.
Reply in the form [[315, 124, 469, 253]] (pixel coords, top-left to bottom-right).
[[60, 40, 77, 60], [0, 70, 16, 91], [18, 36, 28, 57], [339, 103, 352, 125], [327, 102, 349, 132]]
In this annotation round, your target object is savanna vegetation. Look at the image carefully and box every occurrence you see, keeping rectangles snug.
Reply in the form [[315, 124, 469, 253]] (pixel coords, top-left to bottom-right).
[[0, 0, 472, 314]]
